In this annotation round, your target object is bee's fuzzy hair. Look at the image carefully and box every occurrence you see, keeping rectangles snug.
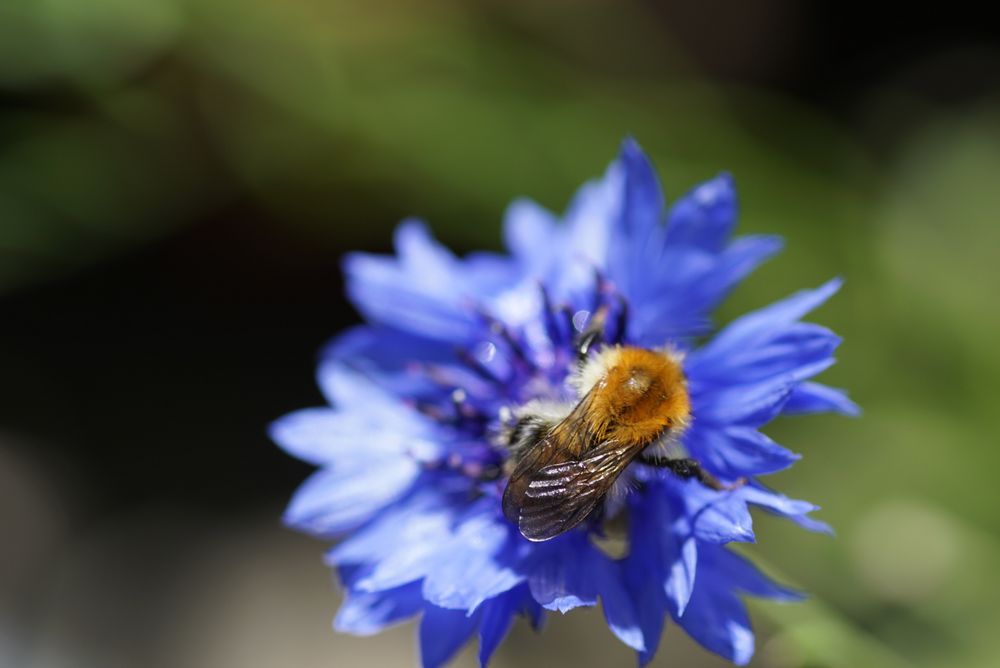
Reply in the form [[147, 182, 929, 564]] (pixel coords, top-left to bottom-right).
[[499, 399, 573, 462], [512, 399, 573, 423], [567, 346, 625, 397], [568, 344, 687, 399], [641, 427, 691, 460]]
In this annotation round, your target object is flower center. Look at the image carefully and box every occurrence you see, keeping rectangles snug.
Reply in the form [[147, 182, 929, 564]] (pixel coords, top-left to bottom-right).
[[415, 279, 637, 486]]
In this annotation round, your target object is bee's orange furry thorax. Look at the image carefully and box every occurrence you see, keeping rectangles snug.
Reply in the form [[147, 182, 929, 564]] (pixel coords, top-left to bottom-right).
[[586, 346, 690, 446]]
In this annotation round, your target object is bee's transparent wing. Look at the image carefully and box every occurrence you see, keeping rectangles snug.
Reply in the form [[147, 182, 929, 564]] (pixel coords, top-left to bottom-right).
[[515, 439, 638, 542], [501, 391, 597, 528]]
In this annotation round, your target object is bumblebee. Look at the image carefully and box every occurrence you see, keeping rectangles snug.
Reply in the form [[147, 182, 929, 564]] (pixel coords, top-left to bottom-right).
[[501, 313, 740, 541]]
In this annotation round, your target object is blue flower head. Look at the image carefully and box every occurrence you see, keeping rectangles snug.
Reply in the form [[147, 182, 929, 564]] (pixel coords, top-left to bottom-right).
[[273, 139, 857, 666]]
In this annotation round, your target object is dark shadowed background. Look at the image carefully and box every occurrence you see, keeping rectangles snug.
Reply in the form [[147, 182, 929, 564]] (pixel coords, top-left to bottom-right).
[[2, 2, 999, 667]]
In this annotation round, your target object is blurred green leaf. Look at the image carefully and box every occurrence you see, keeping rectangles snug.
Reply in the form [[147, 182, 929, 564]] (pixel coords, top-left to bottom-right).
[[0, 0, 181, 89]]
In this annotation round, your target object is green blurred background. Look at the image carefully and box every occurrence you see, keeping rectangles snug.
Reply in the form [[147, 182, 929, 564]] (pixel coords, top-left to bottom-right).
[[2, 1, 999, 667]]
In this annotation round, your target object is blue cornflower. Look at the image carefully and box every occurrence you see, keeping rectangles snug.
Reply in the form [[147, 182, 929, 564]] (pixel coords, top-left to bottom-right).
[[272, 139, 857, 666]]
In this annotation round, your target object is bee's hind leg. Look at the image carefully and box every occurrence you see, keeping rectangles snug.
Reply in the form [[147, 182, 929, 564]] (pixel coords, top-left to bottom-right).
[[639, 455, 747, 492]]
